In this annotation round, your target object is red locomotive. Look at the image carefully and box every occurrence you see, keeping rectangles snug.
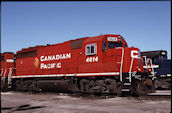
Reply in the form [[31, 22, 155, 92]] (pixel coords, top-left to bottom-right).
[[1, 34, 155, 95], [1, 52, 14, 90]]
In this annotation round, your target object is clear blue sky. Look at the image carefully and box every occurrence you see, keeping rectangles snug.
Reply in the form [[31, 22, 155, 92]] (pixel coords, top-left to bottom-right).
[[1, 1, 171, 58]]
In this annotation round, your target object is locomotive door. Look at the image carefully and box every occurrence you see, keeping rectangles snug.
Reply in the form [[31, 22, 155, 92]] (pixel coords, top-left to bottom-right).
[[70, 39, 84, 73]]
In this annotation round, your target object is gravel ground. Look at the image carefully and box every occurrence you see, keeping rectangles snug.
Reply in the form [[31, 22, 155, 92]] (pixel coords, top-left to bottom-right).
[[1, 91, 171, 113]]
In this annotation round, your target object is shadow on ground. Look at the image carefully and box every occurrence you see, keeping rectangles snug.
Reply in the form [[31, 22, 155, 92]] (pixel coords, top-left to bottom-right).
[[1, 104, 46, 113]]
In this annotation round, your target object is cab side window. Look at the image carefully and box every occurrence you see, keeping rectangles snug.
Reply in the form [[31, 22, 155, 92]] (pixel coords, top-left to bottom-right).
[[108, 42, 122, 49], [102, 41, 107, 52], [108, 42, 115, 49], [85, 43, 97, 56]]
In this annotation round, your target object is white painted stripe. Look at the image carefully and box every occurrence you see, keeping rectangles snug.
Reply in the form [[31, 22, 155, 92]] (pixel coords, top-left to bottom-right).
[[125, 77, 130, 79], [167, 74, 171, 77], [122, 89, 130, 91], [135, 75, 141, 77], [143, 65, 159, 68], [12, 72, 120, 78], [124, 83, 131, 85], [76, 72, 119, 76], [6, 59, 14, 63], [148, 75, 154, 77], [160, 75, 166, 77]]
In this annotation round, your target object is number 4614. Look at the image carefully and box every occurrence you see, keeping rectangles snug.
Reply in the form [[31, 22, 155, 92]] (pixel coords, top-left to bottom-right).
[[86, 56, 98, 62]]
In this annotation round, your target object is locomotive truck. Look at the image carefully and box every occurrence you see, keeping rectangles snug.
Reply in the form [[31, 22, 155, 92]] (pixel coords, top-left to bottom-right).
[[1, 34, 156, 96]]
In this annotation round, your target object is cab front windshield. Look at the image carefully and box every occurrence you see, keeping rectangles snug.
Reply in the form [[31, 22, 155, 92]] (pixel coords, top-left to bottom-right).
[[108, 42, 122, 49]]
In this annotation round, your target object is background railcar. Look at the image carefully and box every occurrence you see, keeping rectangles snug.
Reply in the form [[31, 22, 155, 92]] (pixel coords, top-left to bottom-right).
[[0, 52, 15, 90], [1, 34, 156, 96], [141, 50, 171, 89]]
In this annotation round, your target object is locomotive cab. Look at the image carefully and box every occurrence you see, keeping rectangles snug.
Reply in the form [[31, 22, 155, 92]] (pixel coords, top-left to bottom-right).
[[101, 35, 155, 95], [102, 35, 128, 51], [103, 35, 145, 73], [107, 35, 127, 48]]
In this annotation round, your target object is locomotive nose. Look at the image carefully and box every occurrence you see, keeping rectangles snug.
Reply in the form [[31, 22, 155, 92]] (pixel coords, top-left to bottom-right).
[[126, 48, 142, 73]]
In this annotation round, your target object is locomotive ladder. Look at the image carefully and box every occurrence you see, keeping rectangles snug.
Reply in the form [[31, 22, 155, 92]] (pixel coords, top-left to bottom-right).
[[121, 71, 132, 92]]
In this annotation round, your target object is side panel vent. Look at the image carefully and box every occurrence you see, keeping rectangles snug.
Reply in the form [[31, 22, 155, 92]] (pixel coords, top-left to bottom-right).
[[71, 39, 83, 50]]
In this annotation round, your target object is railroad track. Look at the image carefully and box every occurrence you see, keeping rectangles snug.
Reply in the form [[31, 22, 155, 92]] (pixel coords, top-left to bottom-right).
[[2, 90, 170, 100], [147, 90, 171, 96]]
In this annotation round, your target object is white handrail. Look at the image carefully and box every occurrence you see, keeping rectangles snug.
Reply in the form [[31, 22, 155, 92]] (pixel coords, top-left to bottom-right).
[[120, 47, 124, 82], [2, 69, 7, 78], [129, 57, 134, 82], [149, 59, 155, 77], [0, 68, 3, 76], [143, 56, 148, 68], [8, 68, 12, 88], [142, 56, 155, 78]]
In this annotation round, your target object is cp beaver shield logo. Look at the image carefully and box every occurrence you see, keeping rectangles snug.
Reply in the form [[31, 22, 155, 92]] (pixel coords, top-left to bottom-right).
[[34, 57, 39, 68]]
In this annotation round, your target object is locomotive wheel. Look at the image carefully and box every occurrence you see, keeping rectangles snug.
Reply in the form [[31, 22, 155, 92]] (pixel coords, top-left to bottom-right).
[[26, 80, 40, 92], [144, 79, 155, 93], [131, 78, 155, 96], [22, 80, 27, 91], [79, 78, 118, 94], [104, 79, 117, 93], [26, 80, 32, 91], [14, 80, 20, 90], [88, 80, 95, 93], [93, 80, 105, 93], [79, 79, 89, 92], [131, 80, 143, 96], [116, 82, 123, 96], [1, 78, 8, 91], [132, 79, 150, 96]]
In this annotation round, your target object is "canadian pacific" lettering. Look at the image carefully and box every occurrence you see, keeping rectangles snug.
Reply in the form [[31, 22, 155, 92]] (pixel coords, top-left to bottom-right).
[[39, 53, 71, 69], [40, 53, 71, 62], [40, 63, 61, 69]]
